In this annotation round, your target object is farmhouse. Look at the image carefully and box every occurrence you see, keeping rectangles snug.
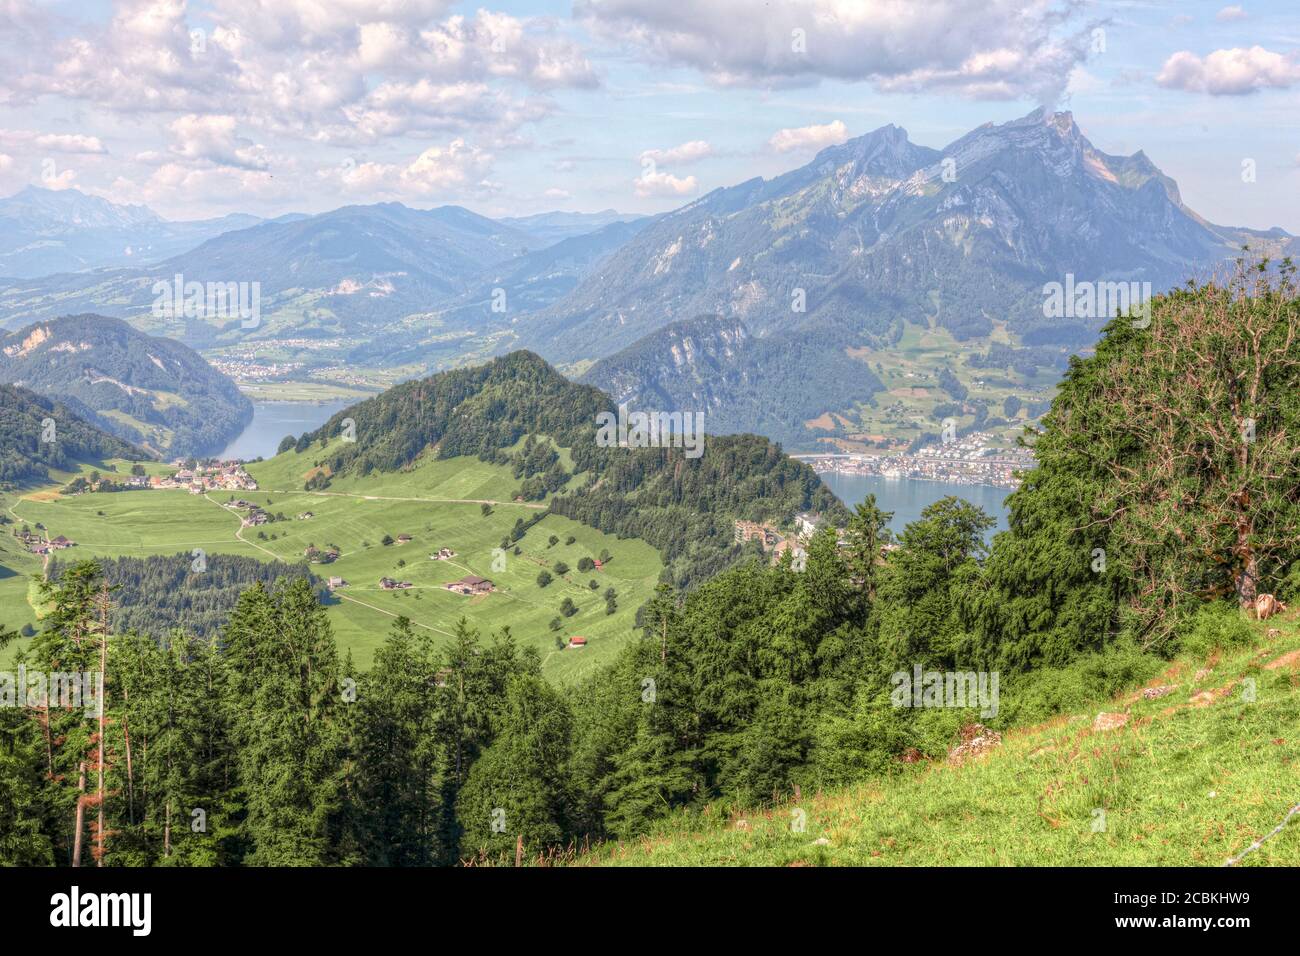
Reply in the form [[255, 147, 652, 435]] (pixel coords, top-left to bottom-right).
[[49, 535, 74, 550], [431, 547, 456, 560], [568, 636, 587, 649], [446, 575, 494, 596], [397, 533, 413, 543], [304, 545, 340, 564], [327, 577, 347, 589], [734, 519, 781, 550], [379, 577, 412, 590]]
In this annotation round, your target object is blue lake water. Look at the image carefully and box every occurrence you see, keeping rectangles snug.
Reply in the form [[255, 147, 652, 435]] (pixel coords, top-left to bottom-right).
[[218, 399, 352, 461], [817, 472, 1012, 541]]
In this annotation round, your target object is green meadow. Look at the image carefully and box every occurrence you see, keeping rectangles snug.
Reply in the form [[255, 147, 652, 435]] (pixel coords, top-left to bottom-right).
[[570, 617, 1300, 867], [1, 448, 664, 682]]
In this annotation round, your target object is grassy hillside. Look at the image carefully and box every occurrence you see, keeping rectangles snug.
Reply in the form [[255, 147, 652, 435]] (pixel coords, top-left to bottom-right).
[[567, 615, 1300, 866], [2, 446, 663, 680]]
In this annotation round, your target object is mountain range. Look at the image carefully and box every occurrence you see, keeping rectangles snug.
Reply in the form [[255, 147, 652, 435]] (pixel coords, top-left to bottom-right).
[[518, 109, 1293, 361], [0, 314, 252, 457], [0, 186, 295, 279], [0, 108, 1293, 451]]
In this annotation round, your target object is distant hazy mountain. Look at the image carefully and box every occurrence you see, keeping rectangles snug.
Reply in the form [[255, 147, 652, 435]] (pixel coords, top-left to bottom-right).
[[0, 382, 146, 487], [0, 202, 541, 345], [499, 210, 645, 245], [0, 186, 274, 278], [427, 217, 653, 337], [519, 109, 1295, 364], [580, 314, 883, 447], [0, 314, 252, 457]]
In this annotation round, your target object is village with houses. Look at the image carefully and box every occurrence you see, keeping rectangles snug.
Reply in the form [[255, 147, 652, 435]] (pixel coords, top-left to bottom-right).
[[163, 460, 260, 495], [59, 459, 260, 497], [733, 510, 900, 566], [794, 433, 1035, 490], [735, 511, 831, 564]]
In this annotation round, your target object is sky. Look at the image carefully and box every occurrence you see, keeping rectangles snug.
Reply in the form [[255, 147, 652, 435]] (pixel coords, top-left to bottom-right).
[[0, 0, 1298, 231]]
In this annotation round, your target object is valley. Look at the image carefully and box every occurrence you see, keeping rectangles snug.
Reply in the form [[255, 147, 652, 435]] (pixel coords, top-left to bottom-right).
[[1, 448, 663, 681], [2, 12, 1298, 883]]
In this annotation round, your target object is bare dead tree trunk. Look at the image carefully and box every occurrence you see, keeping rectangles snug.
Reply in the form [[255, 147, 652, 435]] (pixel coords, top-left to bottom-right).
[[39, 707, 54, 779], [72, 761, 87, 868], [95, 583, 109, 867], [122, 686, 135, 824]]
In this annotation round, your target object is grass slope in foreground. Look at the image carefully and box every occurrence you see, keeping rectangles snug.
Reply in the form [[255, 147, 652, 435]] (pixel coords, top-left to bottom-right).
[[6, 448, 663, 681], [570, 615, 1300, 866]]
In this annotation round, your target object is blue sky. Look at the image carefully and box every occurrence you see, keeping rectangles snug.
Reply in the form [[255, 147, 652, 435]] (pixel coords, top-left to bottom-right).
[[1, 0, 1298, 231]]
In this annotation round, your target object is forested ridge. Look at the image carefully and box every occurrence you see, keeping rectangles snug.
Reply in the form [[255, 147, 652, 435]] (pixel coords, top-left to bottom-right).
[[289, 349, 846, 588], [0, 315, 252, 458], [0, 383, 146, 487], [2, 263, 1298, 866], [579, 314, 886, 448]]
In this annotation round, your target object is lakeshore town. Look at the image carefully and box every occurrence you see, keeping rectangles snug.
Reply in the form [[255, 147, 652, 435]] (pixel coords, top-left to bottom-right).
[[794, 431, 1035, 490]]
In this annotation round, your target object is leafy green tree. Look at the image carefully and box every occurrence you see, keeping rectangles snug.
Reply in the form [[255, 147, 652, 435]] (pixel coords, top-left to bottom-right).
[[455, 674, 576, 860], [223, 579, 350, 865]]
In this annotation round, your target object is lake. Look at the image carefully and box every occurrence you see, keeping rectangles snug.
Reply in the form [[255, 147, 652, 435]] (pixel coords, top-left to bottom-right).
[[817, 472, 1012, 540], [218, 399, 352, 461]]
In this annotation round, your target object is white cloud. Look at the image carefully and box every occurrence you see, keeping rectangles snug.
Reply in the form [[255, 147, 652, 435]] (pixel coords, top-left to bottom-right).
[[106, 162, 293, 210], [768, 119, 848, 153], [1215, 6, 1247, 22], [339, 79, 549, 144], [576, 0, 1095, 100], [40, 167, 78, 190], [639, 140, 713, 166], [347, 10, 597, 90], [634, 169, 697, 197], [543, 187, 570, 199], [318, 138, 494, 198], [0, 130, 107, 154], [0, 0, 602, 208], [8, 1, 593, 143], [168, 115, 269, 170], [401, 139, 493, 193], [1156, 46, 1300, 95]]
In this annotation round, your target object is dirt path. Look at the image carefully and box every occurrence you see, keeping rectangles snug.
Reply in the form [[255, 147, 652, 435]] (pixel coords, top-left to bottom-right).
[[333, 592, 457, 638], [201, 493, 281, 559], [265, 489, 547, 509]]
